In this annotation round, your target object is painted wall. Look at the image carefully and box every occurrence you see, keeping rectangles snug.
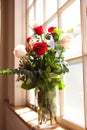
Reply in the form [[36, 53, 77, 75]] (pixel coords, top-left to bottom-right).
[[0, 0, 27, 129], [0, 0, 14, 129]]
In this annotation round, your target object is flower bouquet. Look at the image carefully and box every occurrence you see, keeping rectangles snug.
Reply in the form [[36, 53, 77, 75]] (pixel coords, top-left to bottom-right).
[[0, 23, 72, 126]]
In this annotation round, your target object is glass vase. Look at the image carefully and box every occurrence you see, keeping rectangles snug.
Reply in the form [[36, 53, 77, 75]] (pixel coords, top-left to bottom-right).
[[37, 88, 56, 128]]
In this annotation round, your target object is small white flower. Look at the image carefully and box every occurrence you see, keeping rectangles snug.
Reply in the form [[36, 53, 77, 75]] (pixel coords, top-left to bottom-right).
[[13, 44, 26, 58]]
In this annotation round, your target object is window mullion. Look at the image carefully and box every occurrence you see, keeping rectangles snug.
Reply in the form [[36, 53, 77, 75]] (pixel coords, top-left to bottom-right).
[[34, 0, 36, 21], [14, 0, 27, 106], [57, 0, 64, 118], [43, 0, 46, 23], [80, 0, 87, 128]]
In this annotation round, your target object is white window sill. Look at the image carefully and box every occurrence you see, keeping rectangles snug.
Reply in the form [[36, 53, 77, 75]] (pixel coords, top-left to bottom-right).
[[9, 105, 68, 130]]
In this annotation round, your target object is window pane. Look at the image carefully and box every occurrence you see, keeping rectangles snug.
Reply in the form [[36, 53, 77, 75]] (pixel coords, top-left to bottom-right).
[[62, 0, 80, 31], [62, 0, 82, 59], [45, 0, 57, 21], [27, 0, 34, 7], [59, 0, 68, 7], [64, 62, 85, 127], [27, 7, 34, 35], [36, 0, 43, 24], [64, 29, 82, 60], [46, 17, 58, 28]]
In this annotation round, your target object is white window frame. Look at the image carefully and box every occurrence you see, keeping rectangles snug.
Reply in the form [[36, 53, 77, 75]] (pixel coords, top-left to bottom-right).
[[13, 0, 87, 129]]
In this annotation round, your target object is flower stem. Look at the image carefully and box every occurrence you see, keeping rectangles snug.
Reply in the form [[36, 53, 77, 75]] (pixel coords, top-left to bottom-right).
[[40, 34, 44, 42]]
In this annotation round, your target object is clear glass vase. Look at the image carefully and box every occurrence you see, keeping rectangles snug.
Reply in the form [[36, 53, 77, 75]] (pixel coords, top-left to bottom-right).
[[37, 88, 56, 128]]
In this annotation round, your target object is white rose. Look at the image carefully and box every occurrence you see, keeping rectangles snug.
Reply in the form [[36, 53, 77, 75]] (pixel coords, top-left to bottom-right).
[[60, 33, 73, 48], [31, 21, 39, 28], [13, 44, 26, 58]]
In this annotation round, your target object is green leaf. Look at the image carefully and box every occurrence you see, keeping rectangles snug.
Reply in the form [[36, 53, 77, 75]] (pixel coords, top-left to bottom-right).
[[49, 73, 58, 78], [53, 28, 63, 35], [21, 82, 29, 90], [52, 33, 59, 41], [45, 33, 51, 40], [21, 80, 37, 90], [59, 79, 65, 90], [0, 68, 13, 74]]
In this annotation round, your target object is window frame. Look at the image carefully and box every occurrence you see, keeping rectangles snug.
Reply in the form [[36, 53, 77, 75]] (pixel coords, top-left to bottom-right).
[[80, 0, 87, 128], [14, 0, 87, 129]]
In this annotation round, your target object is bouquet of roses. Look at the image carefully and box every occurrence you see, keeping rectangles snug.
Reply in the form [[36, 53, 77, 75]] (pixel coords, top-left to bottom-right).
[[0, 23, 72, 91]]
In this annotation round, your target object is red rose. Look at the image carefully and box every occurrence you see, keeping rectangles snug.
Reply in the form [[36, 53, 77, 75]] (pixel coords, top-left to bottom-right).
[[26, 37, 31, 42], [33, 25, 44, 35], [33, 42, 47, 56], [25, 45, 30, 52], [48, 27, 56, 33]]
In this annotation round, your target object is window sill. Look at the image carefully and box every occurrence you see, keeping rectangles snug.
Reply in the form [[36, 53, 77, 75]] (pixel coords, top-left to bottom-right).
[[9, 105, 68, 130]]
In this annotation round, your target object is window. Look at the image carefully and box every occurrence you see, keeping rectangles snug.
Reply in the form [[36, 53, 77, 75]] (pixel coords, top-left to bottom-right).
[[61, 0, 84, 127], [25, 0, 87, 129]]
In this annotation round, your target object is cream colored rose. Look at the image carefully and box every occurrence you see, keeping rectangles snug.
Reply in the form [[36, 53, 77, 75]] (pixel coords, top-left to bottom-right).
[[32, 21, 39, 28], [13, 44, 26, 58], [60, 33, 72, 48]]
